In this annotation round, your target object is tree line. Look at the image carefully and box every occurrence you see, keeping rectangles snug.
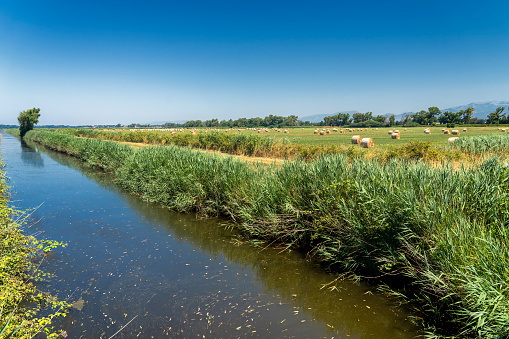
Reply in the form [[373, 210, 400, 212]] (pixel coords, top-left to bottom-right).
[[323, 106, 509, 127], [159, 115, 302, 128]]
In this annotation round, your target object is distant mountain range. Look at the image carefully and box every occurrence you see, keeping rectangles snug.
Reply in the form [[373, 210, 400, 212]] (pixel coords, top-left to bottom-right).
[[442, 101, 509, 119], [300, 101, 509, 123]]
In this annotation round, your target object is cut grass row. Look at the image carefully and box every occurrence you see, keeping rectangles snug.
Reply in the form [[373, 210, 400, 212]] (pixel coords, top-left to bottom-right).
[[18, 128, 509, 338]]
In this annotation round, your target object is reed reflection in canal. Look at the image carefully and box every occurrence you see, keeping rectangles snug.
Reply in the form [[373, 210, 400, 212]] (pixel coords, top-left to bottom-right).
[[0, 132, 420, 338]]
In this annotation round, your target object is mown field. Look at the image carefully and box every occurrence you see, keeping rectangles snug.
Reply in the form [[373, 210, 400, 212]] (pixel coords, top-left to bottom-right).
[[10, 128, 509, 338], [265, 126, 508, 147], [86, 125, 509, 148]]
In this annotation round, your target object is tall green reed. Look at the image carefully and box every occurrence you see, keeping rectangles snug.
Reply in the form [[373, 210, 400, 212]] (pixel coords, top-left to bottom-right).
[[20, 129, 509, 338]]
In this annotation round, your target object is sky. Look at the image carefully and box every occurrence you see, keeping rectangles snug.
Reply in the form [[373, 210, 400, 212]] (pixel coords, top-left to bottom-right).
[[1, 0, 509, 125]]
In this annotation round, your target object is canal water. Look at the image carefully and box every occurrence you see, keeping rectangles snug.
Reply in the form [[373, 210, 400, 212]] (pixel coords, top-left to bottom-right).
[[0, 131, 420, 338]]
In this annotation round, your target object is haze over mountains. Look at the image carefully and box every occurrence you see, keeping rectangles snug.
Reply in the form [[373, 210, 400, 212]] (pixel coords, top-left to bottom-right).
[[299, 101, 509, 123]]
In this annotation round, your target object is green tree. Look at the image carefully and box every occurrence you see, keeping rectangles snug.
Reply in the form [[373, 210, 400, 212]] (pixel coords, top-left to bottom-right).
[[411, 107, 440, 125], [487, 107, 505, 124], [18, 108, 41, 138], [461, 107, 475, 124], [389, 115, 395, 126], [438, 111, 462, 125]]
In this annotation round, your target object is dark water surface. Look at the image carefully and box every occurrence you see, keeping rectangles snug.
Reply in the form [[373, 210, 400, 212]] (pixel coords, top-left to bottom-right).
[[0, 132, 420, 338]]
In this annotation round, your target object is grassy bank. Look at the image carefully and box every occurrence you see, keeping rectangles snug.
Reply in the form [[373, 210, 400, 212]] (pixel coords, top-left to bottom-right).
[[0, 149, 67, 337], [19, 129, 509, 338]]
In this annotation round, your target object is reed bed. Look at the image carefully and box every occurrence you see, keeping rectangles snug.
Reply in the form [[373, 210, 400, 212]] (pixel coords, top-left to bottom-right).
[[446, 134, 509, 155], [19, 129, 509, 338]]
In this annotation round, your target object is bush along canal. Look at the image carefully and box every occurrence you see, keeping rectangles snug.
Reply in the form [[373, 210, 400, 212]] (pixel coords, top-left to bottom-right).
[[0, 131, 422, 338], [7, 128, 509, 338]]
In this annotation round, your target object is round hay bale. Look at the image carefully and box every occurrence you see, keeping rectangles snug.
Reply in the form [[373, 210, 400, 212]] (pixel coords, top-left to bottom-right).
[[442, 128, 445, 132], [340, 129, 344, 133], [463, 128, 467, 132], [360, 138, 374, 148], [444, 130, 450, 134], [394, 130, 400, 134], [388, 130, 393, 135], [424, 129, 431, 134], [451, 130, 460, 135], [320, 130, 326, 135], [448, 137, 459, 143], [351, 135, 362, 144], [314, 130, 319, 134], [404, 128, 407, 131], [391, 133, 400, 139]]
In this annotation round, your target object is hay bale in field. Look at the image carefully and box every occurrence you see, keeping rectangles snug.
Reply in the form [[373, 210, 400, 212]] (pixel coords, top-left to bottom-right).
[[340, 129, 344, 133], [388, 130, 393, 135], [333, 128, 338, 132], [314, 129, 319, 134], [391, 133, 400, 139], [360, 137, 374, 148], [424, 129, 431, 134], [326, 129, 331, 134], [351, 135, 362, 144], [394, 129, 400, 134], [375, 128, 379, 131], [444, 130, 450, 134], [442, 128, 445, 132], [503, 129, 506, 132], [404, 128, 407, 131], [284, 129, 289, 133], [320, 130, 326, 135], [463, 128, 467, 132], [451, 130, 460, 135], [448, 137, 459, 143]]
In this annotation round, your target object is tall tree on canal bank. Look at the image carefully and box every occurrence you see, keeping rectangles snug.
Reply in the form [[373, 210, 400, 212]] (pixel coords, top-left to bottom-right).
[[18, 108, 40, 138]]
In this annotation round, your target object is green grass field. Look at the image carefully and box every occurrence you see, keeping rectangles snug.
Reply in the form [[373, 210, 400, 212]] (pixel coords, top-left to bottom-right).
[[231, 126, 508, 148]]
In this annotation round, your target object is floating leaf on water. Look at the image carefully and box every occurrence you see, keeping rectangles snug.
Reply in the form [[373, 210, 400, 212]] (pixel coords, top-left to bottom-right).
[[72, 298, 85, 311]]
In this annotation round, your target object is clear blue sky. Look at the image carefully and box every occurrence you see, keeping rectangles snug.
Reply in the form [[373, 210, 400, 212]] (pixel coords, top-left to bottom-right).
[[1, 0, 508, 125]]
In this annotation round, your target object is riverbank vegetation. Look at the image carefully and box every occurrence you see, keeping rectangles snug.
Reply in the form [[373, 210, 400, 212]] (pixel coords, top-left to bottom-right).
[[45, 126, 509, 164], [0, 151, 68, 337], [12, 129, 509, 338]]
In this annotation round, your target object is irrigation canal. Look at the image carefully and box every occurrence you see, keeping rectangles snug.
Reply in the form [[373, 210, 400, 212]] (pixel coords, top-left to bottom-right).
[[1, 131, 420, 338]]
